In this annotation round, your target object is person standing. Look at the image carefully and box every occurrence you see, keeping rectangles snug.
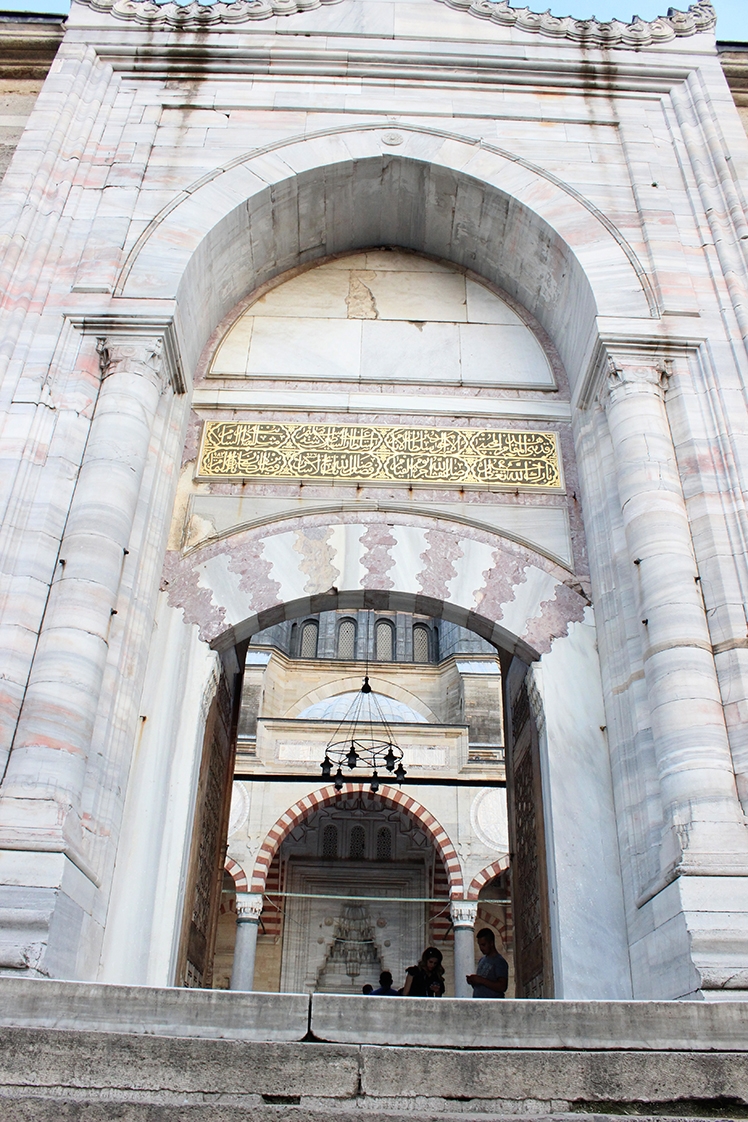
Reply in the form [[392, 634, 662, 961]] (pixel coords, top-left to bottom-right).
[[402, 947, 445, 997], [370, 970, 399, 996], [466, 928, 509, 998]]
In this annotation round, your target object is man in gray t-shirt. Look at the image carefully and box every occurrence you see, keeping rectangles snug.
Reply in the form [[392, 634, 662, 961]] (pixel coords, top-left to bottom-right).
[[466, 927, 509, 998]]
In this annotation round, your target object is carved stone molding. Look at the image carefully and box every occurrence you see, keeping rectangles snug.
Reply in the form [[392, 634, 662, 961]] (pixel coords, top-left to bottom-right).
[[67, 314, 186, 394], [605, 359, 668, 408], [450, 899, 479, 928], [436, 0, 715, 49], [98, 337, 167, 391], [235, 892, 264, 923], [75, 0, 344, 28], [72, 0, 714, 40]]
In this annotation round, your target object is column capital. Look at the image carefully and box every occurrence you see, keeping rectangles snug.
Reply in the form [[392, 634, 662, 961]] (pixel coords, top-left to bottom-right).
[[97, 336, 167, 391], [450, 899, 478, 928], [604, 356, 671, 406], [235, 892, 263, 924]]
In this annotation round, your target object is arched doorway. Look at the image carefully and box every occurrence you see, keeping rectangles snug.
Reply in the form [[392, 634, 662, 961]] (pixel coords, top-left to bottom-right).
[[169, 588, 565, 995], [251, 789, 459, 995], [100, 217, 629, 999]]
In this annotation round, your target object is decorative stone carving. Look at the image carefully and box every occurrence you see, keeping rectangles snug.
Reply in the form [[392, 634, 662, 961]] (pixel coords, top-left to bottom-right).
[[436, 0, 715, 49], [97, 337, 167, 392], [605, 358, 666, 400], [76, 0, 344, 28], [450, 899, 479, 928], [235, 892, 264, 924], [74, 0, 714, 41], [470, 789, 509, 853]]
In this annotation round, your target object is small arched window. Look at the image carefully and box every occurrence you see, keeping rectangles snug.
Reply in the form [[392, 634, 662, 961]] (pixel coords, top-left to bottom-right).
[[300, 620, 319, 659], [376, 827, 392, 861], [349, 825, 366, 860], [322, 824, 338, 858], [337, 618, 356, 660], [375, 619, 394, 662], [413, 624, 430, 663]]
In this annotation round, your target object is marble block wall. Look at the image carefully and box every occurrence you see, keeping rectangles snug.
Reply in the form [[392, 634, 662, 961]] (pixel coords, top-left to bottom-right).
[[0, 0, 747, 1001]]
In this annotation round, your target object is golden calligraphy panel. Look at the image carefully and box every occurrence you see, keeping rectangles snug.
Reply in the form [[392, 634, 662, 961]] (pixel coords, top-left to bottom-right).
[[198, 422, 563, 490]]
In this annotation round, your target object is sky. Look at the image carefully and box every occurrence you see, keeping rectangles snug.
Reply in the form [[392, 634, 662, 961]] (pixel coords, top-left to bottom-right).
[[0, 0, 745, 40]]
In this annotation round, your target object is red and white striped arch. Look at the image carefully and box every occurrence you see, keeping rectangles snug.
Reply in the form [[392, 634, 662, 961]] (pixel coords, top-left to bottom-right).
[[467, 856, 511, 900], [250, 783, 463, 897], [224, 857, 248, 892]]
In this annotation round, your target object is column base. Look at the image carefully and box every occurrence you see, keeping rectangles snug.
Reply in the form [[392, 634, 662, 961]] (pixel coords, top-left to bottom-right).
[[631, 874, 748, 999]]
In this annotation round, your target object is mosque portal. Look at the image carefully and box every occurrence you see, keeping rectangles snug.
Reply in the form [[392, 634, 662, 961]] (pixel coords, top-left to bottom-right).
[[208, 608, 518, 997]]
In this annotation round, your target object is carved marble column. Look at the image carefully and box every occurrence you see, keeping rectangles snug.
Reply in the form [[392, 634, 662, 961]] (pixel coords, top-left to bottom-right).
[[231, 892, 263, 991], [0, 338, 168, 860], [604, 360, 748, 890], [450, 899, 478, 998]]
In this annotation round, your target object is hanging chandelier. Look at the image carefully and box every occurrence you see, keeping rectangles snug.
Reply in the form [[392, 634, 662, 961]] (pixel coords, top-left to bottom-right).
[[320, 676, 407, 793]]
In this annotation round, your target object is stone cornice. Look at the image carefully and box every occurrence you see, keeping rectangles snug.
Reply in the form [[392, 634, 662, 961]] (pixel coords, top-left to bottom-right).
[[71, 0, 716, 44], [0, 18, 65, 80], [66, 313, 186, 395], [75, 0, 344, 27], [437, 0, 716, 50]]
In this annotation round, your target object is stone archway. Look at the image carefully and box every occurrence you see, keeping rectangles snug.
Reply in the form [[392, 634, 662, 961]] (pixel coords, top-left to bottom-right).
[[235, 783, 464, 994], [115, 125, 657, 404], [157, 508, 596, 994], [162, 515, 588, 659], [94, 142, 633, 999], [467, 858, 511, 900], [250, 782, 464, 896]]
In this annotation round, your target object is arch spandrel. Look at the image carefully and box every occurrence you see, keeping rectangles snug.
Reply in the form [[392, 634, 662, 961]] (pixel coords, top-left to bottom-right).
[[161, 512, 588, 659], [119, 127, 657, 394]]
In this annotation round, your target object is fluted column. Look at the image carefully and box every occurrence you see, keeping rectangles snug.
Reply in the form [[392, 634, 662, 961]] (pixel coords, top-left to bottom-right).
[[604, 360, 748, 886], [0, 338, 168, 855], [231, 893, 263, 991], [450, 899, 478, 998]]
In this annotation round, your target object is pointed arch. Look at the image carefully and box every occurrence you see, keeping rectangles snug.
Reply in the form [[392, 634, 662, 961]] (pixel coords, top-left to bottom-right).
[[467, 857, 511, 900], [224, 857, 248, 892], [250, 783, 463, 896]]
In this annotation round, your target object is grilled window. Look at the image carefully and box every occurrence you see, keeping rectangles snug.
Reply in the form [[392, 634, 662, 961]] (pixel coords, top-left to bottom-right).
[[338, 619, 356, 660], [322, 824, 338, 858], [349, 825, 366, 860], [300, 620, 319, 659], [413, 624, 430, 663], [376, 827, 393, 861], [375, 620, 394, 662]]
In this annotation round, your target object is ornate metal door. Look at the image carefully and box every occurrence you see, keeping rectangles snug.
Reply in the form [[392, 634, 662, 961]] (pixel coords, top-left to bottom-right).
[[505, 661, 554, 998]]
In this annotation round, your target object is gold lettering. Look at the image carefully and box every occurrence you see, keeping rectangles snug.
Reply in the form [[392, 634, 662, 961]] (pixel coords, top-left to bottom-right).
[[198, 422, 562, 490]]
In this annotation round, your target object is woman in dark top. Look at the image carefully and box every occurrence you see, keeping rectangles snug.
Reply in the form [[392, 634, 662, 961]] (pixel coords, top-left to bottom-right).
[[402, 947, 445, 997]]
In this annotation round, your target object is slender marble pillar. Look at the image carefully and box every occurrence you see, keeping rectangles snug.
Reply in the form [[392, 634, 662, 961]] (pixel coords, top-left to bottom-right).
[[0, 338, 169, 856], [604, 360, 748, 887], [450, 900, 478, 998], [231, 893, 263, 991]]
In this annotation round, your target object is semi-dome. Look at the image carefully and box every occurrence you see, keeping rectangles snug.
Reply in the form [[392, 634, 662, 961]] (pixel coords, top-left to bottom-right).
[[296, 691, 428, 724]]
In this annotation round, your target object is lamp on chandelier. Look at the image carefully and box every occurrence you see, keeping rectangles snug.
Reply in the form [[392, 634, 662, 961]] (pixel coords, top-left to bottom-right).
[[320, 675, 407, 794]]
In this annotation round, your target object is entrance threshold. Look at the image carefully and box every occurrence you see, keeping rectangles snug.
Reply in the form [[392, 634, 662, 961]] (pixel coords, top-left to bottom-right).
[[0, 977, 745, 1050]]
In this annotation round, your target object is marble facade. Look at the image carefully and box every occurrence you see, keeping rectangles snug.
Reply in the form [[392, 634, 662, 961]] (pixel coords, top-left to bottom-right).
[[0, 0, 747, 1004]]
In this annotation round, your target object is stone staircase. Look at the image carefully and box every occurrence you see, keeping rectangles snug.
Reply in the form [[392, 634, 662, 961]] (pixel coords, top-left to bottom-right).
[[0, 978, 746, 1120]]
